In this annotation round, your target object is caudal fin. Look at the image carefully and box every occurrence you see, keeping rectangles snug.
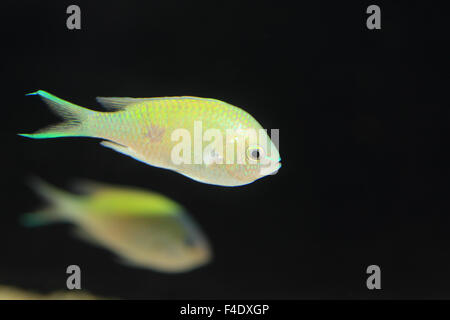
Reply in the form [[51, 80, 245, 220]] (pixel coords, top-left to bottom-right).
[[20, 209, 61, 227], [18, 90, 94, 139], [21, 177, 79, 227], [28, 176, 69, 205]]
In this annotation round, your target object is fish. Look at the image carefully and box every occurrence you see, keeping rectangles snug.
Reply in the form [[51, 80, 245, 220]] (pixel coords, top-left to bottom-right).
[[23, 178, 212, 273], [19, 90, 281, 186], [0, 285, 104, 300]]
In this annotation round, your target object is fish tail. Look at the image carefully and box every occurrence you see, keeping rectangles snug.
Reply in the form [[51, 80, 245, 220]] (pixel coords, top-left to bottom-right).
[[18, 90, 95, 139], [20, 209, 61, 227], [28, 176, 70, 205], [23, 177, 80, 226]]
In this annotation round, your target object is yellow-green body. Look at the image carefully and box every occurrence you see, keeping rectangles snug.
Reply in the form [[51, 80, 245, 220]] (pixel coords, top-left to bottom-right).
[[20, 91, 281, 186], [24, 179, 211, 273]]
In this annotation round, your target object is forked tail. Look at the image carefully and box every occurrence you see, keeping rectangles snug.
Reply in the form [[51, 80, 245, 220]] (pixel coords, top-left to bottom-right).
[[18, 90, 95, 139], [21, 177, 79, 227]]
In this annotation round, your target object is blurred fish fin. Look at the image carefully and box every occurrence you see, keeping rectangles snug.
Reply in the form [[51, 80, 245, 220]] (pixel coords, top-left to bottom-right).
[[73, 227, 142, 269], [27, 176, 81, 222], [114, 256, 144, 270], [72, 228, 101, 247], [27, 176, 73, 206], [20, 208, 62, 227], [96, 97, 153, 111], [28, 176, 61, 201], [100, 141, 148, 163], [19, 90, 93, 139], [71, 179, 111, 194]]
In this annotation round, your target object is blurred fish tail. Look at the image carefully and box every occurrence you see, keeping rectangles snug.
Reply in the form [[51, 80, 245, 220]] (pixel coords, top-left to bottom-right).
[[18, 90, 95, 139], [28, 176, 70, 205], [20, 209, 60, 227], [24, 177, 80, 225]]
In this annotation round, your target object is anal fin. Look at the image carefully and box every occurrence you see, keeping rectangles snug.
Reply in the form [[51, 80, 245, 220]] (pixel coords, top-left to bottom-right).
[[100, 141, 148, 164]]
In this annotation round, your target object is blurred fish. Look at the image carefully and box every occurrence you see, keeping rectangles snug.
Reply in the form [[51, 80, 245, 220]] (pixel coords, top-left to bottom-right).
[[23, 178, 212, 273], [19, 90, 281, 186], [0, 285, 103, 300]]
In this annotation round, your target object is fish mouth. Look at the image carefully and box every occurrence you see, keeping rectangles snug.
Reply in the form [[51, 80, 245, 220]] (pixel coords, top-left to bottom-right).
[[260, 160, 281, 176]]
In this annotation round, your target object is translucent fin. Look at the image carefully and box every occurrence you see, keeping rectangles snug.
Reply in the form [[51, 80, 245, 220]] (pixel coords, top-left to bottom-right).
[[19, 90, 94, 139], [20, 208, 62, 227], [70, 179, 112, 194], [96, 96, 226, 111], [114, 256, 145, 270], [72, 228, 102, 248], [95, 97, 154, 111], [100, 141, 148, 163], [28, 176, 69, 205], [26, 177, 80, 221]]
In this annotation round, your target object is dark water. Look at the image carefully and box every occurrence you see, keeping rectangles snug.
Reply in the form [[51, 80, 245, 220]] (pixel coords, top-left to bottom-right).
[[1, 0, 449, 299]]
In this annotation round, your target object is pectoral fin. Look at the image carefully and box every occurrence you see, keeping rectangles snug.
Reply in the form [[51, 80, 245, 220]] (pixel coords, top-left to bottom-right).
[[100, 141, 148, 164]]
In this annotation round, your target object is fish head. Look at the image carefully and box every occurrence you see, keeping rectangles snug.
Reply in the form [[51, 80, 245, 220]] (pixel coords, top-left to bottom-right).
[[224, 125, 281, 185], [140, 213, 212, 273]]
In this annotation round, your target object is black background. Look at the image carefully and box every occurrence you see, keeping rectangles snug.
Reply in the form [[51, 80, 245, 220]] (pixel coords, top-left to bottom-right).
[[1, 0, 449, 299]]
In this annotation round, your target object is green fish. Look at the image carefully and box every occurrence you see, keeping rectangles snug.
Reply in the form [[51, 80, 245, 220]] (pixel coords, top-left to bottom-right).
[[19, 90, 281, 186], [23, 178, 212, 273]]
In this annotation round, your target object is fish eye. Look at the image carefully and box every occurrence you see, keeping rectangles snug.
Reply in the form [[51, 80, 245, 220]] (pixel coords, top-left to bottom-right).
[[246, 146, 264, 161], [251, 149, 260, 159]]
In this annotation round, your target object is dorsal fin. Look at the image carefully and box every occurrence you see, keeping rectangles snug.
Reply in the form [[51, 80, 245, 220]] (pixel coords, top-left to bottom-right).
[[71, 179, 113, 194], [95, 97, 155, 110], [96, 96, 227, 111]]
